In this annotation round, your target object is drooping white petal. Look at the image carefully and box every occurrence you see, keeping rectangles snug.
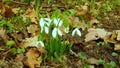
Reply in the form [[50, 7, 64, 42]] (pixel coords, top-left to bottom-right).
[[39, 18, 45, 28], [72, 29, 76, 36], [52, 28, 57, 38], [40, 28, 44, 33], [58, 19, 63, 26], [57, 29, 62, 36], [76, 29, 81, 36], [45, 26, 49, 34], [40, 41, 44, 47], [72, 28, 81, 36], [38, 41, 44, 47]]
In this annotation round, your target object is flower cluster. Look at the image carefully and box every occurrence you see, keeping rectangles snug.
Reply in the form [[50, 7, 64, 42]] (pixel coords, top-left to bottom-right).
[[39, 18, 64, 38], [38, 18, 81, 46]]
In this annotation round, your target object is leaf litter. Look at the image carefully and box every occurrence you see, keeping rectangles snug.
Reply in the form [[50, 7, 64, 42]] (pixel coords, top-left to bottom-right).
[[0, 1, 120, 68]]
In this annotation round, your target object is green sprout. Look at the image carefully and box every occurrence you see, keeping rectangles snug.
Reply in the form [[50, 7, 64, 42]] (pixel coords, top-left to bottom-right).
[[6, 40, 15, 47]]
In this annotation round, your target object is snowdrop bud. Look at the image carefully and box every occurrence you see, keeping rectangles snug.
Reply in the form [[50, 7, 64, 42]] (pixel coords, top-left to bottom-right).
[[39, 18, 45, 33], [39, 18, 45, 28], [45, 26, 49, 34], [37, 41, 44, 47], [72, 28, 81, 36], [64, 27, 69, 33], [52, 28, 57, 38]]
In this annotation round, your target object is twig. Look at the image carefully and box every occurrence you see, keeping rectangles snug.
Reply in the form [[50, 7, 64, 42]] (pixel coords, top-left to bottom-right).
[[9, 0, 28, 5]]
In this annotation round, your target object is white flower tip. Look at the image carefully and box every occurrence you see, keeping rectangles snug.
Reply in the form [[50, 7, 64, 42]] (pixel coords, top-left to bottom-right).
[[58, 29, 62, 36], [52, 28, 57, 38], [37, 41, 44, 47], [72, 28, 81, 36], [64, 27, 69, 33], [45, 26, 49, 34]]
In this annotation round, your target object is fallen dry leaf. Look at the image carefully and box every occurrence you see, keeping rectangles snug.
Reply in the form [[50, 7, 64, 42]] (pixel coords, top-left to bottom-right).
[[115, 30, 120, 41], [85, 28, 107, 42], [75, 5, 88, 16], [12, 8, 20, 14], [0, 28, 7, 43], [104, 31, 116, 43], [90, 17, 99, 24], [104, 30, 120, 43], [21, 8, 38, 24], [21, 36, 46, 53], [114, 43, 120, 52], [86, 58, 99, 65], [5, 6, 12, 18], [27, 24, 39, 36], [24, 48, 41, 68], [21, 36, 38, 48], [15, 54, 24, 68]]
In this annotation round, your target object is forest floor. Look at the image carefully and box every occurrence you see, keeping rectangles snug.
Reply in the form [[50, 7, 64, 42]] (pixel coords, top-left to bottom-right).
[[0, 0, 120, 68]]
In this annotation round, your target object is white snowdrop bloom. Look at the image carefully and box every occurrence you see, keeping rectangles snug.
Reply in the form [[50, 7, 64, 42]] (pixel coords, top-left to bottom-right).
[[39, 18, 45, 32], [39, 18, 51, 33], [57, 28, 62, 36], [39, 18, 44, 27], [37, 41, 44, 47], [54, 18, 63, 26], [44, 18, 51, 27], [64, 27, 69, 33], [72, 28, 81, 36], [45, 26, 49, 34], [52, 28, 62, 38], [52, 28, 57, 38]]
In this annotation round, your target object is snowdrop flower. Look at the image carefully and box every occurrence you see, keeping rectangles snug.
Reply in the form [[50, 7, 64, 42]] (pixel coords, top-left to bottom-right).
[[52, 28, 62, 38], [37, 41, 44, 47], [44, 18, 51, 26], [39, 18, 51, 33], [44, 26, 49, 34], [39, 18, 44, 32], [72, 28, 81, 36], [53, 18, 63, 26]]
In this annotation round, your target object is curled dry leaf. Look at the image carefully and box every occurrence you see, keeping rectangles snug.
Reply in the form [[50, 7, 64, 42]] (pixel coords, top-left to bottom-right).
[[114, 43, 120, 52], [85, 28, 107, 42], [104, 30, 120, 43], [21, 8, 38, 24], [24, 48, 41, 68], [27, 24, 39, 36], [104, 31, 116, 43]]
